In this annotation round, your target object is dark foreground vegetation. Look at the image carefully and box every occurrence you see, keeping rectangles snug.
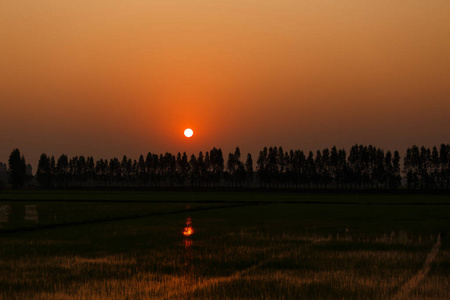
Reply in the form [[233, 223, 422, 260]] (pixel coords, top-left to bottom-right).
[[0, 191, 449, 299], [2, 144, 450, 191]]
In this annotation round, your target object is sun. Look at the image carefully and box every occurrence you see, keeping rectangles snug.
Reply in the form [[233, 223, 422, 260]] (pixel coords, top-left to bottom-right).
[[184, 128, 193, 138]]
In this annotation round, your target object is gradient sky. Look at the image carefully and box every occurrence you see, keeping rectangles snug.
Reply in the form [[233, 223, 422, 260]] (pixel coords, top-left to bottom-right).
[[1, 0, 449, 168]]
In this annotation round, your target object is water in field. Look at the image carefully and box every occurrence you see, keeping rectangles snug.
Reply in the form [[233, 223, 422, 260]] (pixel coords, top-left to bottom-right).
[[24, 204, 38, 222], [0, 205, 10, 228], [183, 217, 194, 261], [183, 217, 194, 238], [182, 217, 195, 297]]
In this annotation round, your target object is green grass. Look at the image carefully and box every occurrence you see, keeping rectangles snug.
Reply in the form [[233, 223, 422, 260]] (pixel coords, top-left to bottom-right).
[[0, 191, 449, 299]]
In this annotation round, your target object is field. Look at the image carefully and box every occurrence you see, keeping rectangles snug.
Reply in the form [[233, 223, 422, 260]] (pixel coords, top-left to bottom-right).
[[0, 191, 449, 299]]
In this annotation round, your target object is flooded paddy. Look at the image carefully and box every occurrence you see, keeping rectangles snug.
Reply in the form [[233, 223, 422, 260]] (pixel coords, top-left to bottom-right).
[[0, 192, 449, 299]]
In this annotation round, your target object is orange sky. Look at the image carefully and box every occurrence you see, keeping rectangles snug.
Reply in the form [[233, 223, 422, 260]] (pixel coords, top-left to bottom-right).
[[1, 0, 449, 168]]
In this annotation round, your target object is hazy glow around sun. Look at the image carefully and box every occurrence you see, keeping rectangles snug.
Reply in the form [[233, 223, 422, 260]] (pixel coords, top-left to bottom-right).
[[184, 128, 193, 138]]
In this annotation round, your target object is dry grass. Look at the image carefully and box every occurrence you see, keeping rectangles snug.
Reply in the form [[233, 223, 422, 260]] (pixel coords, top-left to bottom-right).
[[0, 233, 443, 299]]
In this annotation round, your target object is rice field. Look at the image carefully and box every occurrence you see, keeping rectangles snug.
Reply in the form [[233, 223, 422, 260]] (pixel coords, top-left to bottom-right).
[[0, 191, 449, 299]]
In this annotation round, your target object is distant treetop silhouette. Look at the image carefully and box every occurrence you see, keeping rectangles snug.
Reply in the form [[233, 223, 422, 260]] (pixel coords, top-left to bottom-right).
[[3, 144, 450, 191]]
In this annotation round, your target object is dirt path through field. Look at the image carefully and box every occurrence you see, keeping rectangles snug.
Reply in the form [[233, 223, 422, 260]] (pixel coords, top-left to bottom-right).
[[160, 255, 274, 299], [392, 234, 441, 300], [160, 237, 330, 299]]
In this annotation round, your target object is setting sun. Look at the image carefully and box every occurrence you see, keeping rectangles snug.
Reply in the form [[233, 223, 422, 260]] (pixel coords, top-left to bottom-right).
[[184, 128, 193, 138]]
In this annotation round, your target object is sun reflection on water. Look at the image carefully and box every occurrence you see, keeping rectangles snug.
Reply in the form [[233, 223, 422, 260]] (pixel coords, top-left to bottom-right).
[[182, 217, 195, 294], [183, 217, 195, 251], [184, 239, 193, 248], [183, 217, 194, 237]]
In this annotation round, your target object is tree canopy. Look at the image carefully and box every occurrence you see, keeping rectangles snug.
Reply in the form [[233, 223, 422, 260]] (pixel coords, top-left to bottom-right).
[[3, 144, 450, 191], [8, 148, 27, 188]]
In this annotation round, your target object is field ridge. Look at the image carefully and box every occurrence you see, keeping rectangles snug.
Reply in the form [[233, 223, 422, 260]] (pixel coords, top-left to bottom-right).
[[393, 234, 442, 300], [0, 202, 267, 235]]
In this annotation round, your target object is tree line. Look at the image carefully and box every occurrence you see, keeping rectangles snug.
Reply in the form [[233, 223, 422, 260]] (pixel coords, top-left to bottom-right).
[[2, 144, 450, 191], [0, 149, 32, 189]]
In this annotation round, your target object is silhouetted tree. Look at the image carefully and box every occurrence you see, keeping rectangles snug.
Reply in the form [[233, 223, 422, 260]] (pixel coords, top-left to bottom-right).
[[176, 152, 190, 187], [145, 153, 154, 186], [8, 149, 27, 189], [291, 150, 307, 189], [86, 156, 95, 186], [268, 147, 279, 187], [330, 146, 339, 188], [314, 150, 322, 188], [204, 151, 211, 186], [320, 148, 331, 188], [76, 156, 87, 186], [392, 151, 401, 189], [37, 153, 52, 188], [226, 147, 245, 187], [26, 164, 33, 183], [95, 158, 108, 186], [245, 153, 253, 187], [209, 148, 224, 187], [277, 147, 286, 187], [384, 151, 393, 189], [337, 149, 347, 188], [197, 151, 206, 187], [121, 155, 131, 186], [306, 151, 315, 189], [431, 146, 440, 189], [404, 146, 420, 190], [439, 144, 450, 190], [234, 147, 246, 187], [226, 152, 235, 187], [0, 162, 8, 189], [374, 148, 385, 189], [420, 146, 431, 189], [109, 157, 121, 185], [164, 152, 176, 187], [257, 147, 269, 188], [137, 155, 146, 186], [150, 154, 160, 187], [189, 154, 198, 187]]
